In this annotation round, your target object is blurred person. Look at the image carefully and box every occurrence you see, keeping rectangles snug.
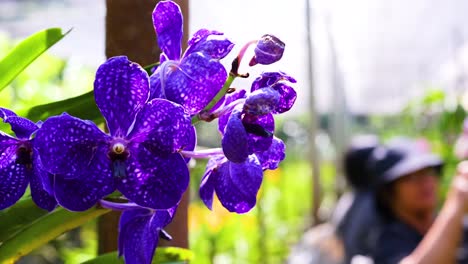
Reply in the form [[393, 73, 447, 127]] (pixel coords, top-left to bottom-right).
[[369, 137, 468, 264], [288, 134, 381, 264], [332, 134, 382, 263]]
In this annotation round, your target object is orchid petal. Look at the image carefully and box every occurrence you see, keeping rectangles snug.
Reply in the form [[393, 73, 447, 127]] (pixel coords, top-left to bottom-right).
[[185, 29, 234, 59], [129, 99, 192, 156], [35, 113, 109, 178], [256, 137, 286, 170], [0, 108, 37, 139], [0, 145, 29, 210], [53, 146, 114, 211], [163, 53, 227, 115], [215, 156, 263, 213], [117, 147, 189, 210], [94, 56, 150, 137], [222, 110, 249, 163], [153, 1, 183, 61]]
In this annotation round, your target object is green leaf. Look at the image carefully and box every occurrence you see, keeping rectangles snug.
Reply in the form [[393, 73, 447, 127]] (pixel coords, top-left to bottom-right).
[[0, 197, 49, 242], [0, 206, 110, 263], [81, 247, 193, 264], [0, 28, 69, 92], [27, 90, 102, 122]]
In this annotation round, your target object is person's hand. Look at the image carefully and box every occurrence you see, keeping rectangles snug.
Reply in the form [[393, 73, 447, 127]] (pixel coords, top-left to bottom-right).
[[450, 161, 468, 213]]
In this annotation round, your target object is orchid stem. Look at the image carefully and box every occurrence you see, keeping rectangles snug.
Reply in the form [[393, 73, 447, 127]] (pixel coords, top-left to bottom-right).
[[180, 148, 224, 159]]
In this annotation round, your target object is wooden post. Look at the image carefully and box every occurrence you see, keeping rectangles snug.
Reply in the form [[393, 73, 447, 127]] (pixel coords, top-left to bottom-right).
[[99, 0, 190, 253]]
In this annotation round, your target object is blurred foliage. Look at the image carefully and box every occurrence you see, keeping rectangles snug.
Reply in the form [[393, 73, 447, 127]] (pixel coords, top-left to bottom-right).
[[368, 88, 467, 198]]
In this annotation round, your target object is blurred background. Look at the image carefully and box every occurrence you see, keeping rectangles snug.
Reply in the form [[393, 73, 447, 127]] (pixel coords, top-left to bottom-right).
[[1, 0, 468, 263]]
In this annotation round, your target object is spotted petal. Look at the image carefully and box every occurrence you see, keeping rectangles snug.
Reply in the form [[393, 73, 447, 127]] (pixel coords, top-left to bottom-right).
[[0, 144, 29, 210], [53, 146, 115, 211], [162, 52, 227, 115], [94, 56, 150, 137], [222, 110, 249, 163], [117, 147, 189, 210], [118, 209, 157, 264], [272, 83, 297, 114], [215, 156, 263, 213], [199, 155, 225, 210], [0, 108, 37, 139], [251, 71, 297, 92], [35, 113, 109, 178], [243, 113, 274, 153], [0, 132, 18, 169], [255, 137, 286, 170], [30, 152, 56, 211], [185, 29, 234, 59], [218, 90, 247, 133], [129, 99, 192, 155], [244, 87, 281, 116], [153, 1, 183, 61]]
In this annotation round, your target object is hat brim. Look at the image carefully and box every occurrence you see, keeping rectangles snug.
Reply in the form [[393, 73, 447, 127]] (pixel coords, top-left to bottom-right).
[[383, 153, 443, 183]]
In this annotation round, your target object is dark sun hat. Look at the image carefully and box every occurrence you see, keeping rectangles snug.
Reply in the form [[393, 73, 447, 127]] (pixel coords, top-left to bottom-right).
[[369, 137, 443, 186]]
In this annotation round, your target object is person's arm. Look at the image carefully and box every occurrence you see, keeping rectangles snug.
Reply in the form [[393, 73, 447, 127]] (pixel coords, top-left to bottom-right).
[[401, 161, 468, 264]]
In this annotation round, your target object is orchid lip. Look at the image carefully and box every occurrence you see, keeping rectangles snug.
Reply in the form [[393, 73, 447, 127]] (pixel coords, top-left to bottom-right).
[[16, 142, 32, 166]]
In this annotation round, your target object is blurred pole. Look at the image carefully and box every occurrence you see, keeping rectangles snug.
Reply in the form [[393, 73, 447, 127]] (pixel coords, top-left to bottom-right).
[[325, 15, 349, 198], [305, 0, 322, 226], [100, 0, 189, 253]]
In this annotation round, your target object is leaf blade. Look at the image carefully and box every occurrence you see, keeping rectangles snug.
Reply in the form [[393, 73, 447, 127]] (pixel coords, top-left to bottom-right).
[[0, 28, 69, 91]]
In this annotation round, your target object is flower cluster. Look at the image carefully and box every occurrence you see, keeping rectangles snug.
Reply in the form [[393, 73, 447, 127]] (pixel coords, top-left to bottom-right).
[[0, 1, 296, 263]]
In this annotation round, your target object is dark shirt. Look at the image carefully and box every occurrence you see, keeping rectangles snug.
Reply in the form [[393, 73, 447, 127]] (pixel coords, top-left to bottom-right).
[[372, 217, 468, 264], [334, 191, 381, 263]]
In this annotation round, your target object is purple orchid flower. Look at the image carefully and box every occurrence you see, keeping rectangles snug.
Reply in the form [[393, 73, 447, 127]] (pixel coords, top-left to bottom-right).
[[149, 0, 234, 115], [118, 207, 175, 264], [98, 200, 175, 264], [199, 137, 285, 213], [218, 72, 296, 163], [35, 56, 194, 211], [0, 108, 56, 211]]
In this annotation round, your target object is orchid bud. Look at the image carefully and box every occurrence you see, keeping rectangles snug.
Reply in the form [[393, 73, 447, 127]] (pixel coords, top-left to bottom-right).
[[249, 34, 285, 66]]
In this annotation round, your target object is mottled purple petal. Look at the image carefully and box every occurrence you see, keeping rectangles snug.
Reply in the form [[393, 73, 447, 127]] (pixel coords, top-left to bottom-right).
[[243, 113, 274, 153], [249, 34, 285, 66], [199, 155, 225, 210], [251, 71, 297, 92], [222, 111, 249, 163], [35, 113, 109, 178], [119, 209, 157, 264], [94, 56, 150, 137], [153, 1, 183, 61], [129, 99, 192, 155], [118, 208, 150, 256], [215, 156, 263, 213], [0, 132, 18, 168], [244, 87, 281, 115], [149, 71, 164, 99], [30, 172, 56, 211], [0, 145, 29, 210], [117, 147, 189, 209], [30, 152, 56, 211], [0, 108, 37, 139], [54, 146, 115, 211], [185, 29, 234, 59], [256, 137, 286, 170], [184, 126, 197, 163], [164, 53, 227, 115], [272, 83, 297, 114], [150, 208, 176, 230], [218, 90, 247, 133]]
